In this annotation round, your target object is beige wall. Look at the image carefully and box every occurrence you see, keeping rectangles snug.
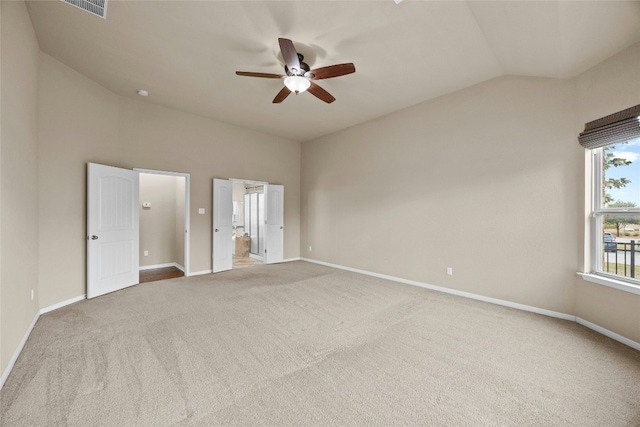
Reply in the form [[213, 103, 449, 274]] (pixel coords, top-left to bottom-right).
[[302, 75, 579, 314], [139, 173, 180, 268], [301, 43, 640, 341], [37, 52, 301, 305], [38, 53, 121, 308], [117, 97, 301, 271], [574, 43, 640, 343], [1, 1, 40, 375]]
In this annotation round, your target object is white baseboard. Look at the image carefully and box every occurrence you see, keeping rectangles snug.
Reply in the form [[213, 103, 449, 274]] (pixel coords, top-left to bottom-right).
[[576, 317, 640, 351], [301, 258, 573, 320], [2, 294, 86, 390], [301, 258, 640, 350], [40, 294, 86, 315], [0, 309, 40, 390], [189, 258, 299, 275], [188, 269, 212, 277], [139, 262, 184, 271]]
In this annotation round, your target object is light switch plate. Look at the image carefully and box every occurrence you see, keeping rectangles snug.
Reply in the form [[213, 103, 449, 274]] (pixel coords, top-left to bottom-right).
[[199, 208, 205, 214]]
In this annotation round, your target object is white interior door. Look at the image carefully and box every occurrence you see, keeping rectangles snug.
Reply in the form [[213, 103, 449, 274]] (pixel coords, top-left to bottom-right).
[[213, 178, 233, 273], [87, 163, 139, 299], [264, 184, 284, 264]]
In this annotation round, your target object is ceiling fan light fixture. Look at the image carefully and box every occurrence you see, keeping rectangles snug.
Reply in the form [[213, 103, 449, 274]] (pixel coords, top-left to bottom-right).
[[284, 75, 310, 94]]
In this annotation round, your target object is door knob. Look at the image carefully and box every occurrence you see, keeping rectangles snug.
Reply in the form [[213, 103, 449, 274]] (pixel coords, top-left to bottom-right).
[[215, 228, 218, 232], [90, 235, 98, 240]]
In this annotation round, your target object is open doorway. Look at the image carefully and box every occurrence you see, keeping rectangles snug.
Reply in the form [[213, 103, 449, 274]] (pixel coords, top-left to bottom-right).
[[136, 169, 190, 282], [213, 178, 283, 273], [231, 179, 267, 269]]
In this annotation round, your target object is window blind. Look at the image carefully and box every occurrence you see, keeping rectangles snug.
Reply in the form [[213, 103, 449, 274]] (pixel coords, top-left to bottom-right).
[[578, 104, 640, 149]]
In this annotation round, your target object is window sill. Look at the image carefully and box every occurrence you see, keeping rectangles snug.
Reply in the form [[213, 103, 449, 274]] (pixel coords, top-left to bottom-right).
[[577, 272, 640, 296]]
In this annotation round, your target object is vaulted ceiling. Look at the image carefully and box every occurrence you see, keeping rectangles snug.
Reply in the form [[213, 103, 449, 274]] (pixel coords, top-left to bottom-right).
[[26, 1, 640, 142]]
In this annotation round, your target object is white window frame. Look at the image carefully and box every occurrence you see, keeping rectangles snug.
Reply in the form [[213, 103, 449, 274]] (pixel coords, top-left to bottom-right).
[[582, 147, 640, 295]]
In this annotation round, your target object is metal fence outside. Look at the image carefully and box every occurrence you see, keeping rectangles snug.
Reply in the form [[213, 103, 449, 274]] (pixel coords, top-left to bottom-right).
[[603, 239, 639, 278]]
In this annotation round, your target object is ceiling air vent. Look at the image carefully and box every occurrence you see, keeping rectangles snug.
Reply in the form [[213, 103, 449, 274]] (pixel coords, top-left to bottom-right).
[[60, 0, 107, 19]]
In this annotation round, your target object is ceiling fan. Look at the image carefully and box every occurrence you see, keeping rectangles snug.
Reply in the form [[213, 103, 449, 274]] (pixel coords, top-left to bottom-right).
[[236, 38, 356, 104]]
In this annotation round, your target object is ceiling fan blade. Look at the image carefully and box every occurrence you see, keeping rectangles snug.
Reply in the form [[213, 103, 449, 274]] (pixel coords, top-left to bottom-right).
[[278, 38, 301, 74], [236, 71, 284, 79], [272, 86, 291, 103], [307, 82, 335, 104], [306, 63, 356, 80]]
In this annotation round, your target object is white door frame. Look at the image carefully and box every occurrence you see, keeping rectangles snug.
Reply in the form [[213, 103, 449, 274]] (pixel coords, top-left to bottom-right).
[[229, 178, 269, 187], [135, 168, 191, 276]]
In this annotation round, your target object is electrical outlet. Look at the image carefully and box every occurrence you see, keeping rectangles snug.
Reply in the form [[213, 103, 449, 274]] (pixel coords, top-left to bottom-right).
[[144, 250, 149, 257], [31, 289, 34, 300], [308, 246, 312, 252], [447, 267, 453, 275]]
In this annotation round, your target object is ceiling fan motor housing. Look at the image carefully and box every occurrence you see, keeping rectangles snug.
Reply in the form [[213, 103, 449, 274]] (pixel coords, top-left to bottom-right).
[[285, 53, 310, 76]]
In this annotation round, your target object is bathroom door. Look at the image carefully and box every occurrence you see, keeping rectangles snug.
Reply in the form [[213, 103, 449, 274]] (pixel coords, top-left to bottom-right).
[[212, 178, 233, 273], [264, 184, 284, 264]]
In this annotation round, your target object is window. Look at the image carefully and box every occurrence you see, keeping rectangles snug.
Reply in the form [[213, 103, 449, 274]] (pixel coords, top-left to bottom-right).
[[592, 141, 640, 282], [583, 105, 640, 285]]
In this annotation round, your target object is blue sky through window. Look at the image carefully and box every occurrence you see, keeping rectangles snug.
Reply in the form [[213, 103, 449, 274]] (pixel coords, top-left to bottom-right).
[[605, 137, 640, 207]]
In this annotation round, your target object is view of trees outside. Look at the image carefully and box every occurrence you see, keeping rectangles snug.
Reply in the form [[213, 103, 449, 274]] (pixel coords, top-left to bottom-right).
[[600, 138, 640, 279], [603, 138, 640, 237]]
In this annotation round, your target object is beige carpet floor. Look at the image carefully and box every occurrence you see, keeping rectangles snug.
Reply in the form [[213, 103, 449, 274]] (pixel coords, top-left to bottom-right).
[[1, 261, 639, 426]]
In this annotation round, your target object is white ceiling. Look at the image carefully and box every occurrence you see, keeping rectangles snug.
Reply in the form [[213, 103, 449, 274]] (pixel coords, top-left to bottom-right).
[[26, 1, 640, 142]]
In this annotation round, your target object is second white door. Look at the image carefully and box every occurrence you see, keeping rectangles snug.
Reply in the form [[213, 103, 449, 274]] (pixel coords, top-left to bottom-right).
[[264, 184, 284, 264], [212, 178, 233, 273]]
